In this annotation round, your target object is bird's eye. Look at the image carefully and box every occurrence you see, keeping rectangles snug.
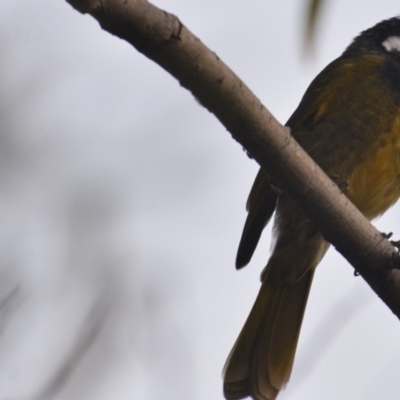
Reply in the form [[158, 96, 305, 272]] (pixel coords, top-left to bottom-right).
[[382, 36, 400, 51]]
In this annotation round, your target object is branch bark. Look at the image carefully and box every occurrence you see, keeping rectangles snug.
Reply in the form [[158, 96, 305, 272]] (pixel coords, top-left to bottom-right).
[[65, 0, 400, 317]]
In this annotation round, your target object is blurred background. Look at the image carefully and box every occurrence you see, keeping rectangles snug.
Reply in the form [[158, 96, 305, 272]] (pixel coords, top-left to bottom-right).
[[1, 1, 400, 399]]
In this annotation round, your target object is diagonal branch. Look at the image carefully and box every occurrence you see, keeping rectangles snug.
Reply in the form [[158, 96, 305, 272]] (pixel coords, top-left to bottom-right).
[[65, 0, 400, 317]]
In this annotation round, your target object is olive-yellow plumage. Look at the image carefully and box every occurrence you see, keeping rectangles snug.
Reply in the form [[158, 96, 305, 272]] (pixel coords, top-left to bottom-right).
[[223, 17, 400, 400]]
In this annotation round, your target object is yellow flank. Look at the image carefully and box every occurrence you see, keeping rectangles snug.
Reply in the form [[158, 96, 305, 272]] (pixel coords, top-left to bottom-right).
[[346, 114, 400, 219]]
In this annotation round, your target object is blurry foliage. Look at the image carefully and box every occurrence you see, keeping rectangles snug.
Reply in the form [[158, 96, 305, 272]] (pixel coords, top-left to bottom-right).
[[304, 0, 326, 52]]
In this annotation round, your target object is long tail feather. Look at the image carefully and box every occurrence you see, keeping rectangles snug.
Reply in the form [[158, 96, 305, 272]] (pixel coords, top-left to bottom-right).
[[223, 269, 315, 400]]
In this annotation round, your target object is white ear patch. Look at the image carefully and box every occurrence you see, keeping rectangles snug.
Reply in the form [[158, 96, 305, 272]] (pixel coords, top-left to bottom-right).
[[382, 36, 400, 52]]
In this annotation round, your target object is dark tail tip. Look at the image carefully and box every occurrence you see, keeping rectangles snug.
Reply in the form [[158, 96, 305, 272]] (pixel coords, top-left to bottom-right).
[[223, 379, 250, 400]]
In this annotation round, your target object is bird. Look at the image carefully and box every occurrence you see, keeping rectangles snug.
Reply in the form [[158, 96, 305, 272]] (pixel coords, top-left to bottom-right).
[[223, 16, 400, 400]]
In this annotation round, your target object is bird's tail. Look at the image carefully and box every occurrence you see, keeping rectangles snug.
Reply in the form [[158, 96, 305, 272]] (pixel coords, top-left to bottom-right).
[[223, 268, 315, 400]]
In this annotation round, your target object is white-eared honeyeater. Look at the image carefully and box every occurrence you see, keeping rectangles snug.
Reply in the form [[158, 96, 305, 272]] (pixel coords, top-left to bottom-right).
[[223, 16, 400, 400]]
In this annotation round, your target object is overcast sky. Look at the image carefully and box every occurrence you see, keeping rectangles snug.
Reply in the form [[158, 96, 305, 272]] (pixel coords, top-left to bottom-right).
[[1, 1, 400, 400]]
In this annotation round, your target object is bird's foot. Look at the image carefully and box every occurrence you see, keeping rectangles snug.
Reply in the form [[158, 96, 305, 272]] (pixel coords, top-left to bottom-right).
[[330, 174, 349, 194]]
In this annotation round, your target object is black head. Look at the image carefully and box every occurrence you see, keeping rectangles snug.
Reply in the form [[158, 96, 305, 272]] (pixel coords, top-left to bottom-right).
[[343, 16, 400, 60]]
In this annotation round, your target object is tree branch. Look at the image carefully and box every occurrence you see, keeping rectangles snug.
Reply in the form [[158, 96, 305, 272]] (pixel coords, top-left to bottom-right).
[[65, 0, 400, 317]]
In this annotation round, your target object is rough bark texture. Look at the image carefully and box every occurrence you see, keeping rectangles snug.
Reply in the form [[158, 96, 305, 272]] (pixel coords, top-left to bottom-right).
[[66, 0, 400, 317]]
